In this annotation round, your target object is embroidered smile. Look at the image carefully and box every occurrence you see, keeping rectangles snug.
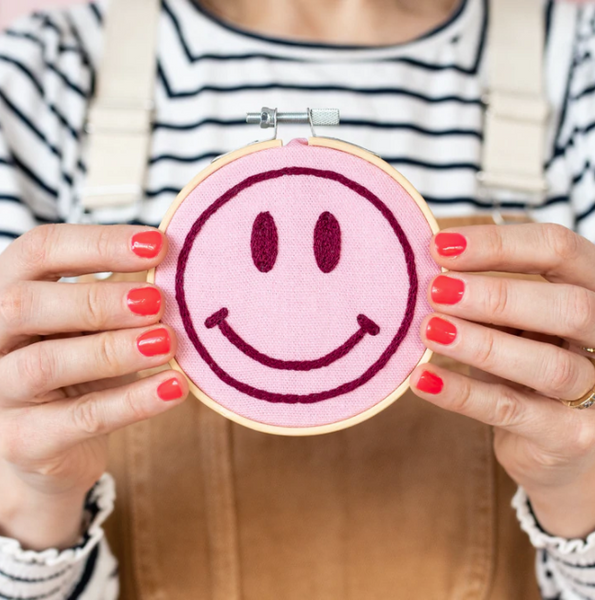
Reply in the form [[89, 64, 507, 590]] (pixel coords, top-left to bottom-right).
[[204, 308, 380, 371]]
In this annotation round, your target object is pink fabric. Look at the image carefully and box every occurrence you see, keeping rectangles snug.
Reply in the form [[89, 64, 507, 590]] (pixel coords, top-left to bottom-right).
[[156, 139, 440, 429]]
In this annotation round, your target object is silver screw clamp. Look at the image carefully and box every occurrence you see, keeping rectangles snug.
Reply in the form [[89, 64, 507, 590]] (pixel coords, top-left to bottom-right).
[[246, 107, 340, 138]]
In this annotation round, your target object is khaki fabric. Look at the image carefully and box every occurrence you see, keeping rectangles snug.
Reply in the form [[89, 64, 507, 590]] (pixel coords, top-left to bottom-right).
[[103, 216, 541, 600]]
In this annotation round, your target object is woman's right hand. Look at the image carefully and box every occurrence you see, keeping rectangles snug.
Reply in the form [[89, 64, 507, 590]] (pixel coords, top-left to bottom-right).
[[0, 224, 188, 551]]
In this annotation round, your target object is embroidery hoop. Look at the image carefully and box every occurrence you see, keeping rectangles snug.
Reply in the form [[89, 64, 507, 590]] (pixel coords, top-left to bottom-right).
[[148, 132, 440, 436]]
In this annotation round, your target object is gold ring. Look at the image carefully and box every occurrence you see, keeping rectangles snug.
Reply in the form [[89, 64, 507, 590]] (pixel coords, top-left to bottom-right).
[[584, 347, 595, 354], [561, 357, 595, 409]]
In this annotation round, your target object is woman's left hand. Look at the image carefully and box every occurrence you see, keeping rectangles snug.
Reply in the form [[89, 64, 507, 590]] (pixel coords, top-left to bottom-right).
[[411, 223, 595, 539]]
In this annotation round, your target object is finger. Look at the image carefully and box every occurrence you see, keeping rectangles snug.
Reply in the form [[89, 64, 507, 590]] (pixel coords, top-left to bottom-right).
[[0, 325, 177, 404], [1, 224, 166, 283], [0, 281, 164, 351], [409, 364, 581, 447], [5, 371, 188, 457], [428, 274, 595, 348], [431, 223, 595, 291], [421, 314, 595, 402]]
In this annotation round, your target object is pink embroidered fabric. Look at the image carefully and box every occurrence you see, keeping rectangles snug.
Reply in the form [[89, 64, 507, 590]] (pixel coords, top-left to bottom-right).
[[155, 139, 440, 429]]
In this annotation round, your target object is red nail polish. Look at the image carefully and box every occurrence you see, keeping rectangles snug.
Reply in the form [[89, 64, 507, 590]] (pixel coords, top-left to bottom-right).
[[127, 287, 162, 316], [131, 231, 163, 259], [157, 378, 183, 401], [426, 317, 457, 345], [435, 232, 467, 257], [137, 328, 171, 357], [431, 276, 465, 305], [416, 371, 444, 394]]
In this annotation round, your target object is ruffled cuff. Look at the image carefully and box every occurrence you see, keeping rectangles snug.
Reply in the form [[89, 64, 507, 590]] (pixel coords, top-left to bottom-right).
[[513, 486, 595, 564], [0, 473, 116, 578]]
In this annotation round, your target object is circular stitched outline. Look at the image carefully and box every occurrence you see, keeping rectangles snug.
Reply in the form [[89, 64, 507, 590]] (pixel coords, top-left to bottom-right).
[[175, 166, 418, 404], [148, 137, 440, 436]]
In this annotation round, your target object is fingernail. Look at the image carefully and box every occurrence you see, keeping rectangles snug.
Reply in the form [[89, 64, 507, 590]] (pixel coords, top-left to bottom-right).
[[157, 377, 183, 401], [131, 231, 163, 259], [137, 328, 171, 357], [426, 316, 457, 345], [416, 371, 444, 394], [127, 287, 162, 316], [435, 232, 467, 257], [431, 276, 465, 305]]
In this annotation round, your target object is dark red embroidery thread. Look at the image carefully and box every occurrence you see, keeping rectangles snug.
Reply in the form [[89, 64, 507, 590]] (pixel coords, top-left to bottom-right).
[[175, 166, 418, 405], [314, 211, 341, 273], [251, 211, 278, 272], [205, 308, 379, 371]]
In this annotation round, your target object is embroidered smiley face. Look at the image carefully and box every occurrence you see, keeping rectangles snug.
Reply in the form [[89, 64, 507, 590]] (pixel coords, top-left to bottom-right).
[[155, 140, 439, 432]]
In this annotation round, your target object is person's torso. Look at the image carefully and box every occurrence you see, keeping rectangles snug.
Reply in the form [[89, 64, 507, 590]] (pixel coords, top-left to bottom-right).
[[3, 0, 583, 234], [1, 1, 591, 597]]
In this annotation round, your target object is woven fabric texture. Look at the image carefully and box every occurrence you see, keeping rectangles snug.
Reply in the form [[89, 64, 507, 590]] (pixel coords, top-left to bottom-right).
[[155, 139, 440, 428]]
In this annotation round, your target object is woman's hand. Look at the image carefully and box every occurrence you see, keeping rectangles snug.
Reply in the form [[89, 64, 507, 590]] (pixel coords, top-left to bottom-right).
[[0, 224, 188, 550], [411, 223, 595, 539]]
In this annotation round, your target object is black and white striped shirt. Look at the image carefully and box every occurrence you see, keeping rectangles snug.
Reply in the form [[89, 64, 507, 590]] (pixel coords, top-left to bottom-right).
[[0, 0, 595, 598]]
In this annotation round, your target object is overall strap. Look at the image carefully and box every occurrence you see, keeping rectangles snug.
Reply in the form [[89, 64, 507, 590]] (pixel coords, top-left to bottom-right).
[[81, 0, 160, 210], [480, 0, 549, 201]]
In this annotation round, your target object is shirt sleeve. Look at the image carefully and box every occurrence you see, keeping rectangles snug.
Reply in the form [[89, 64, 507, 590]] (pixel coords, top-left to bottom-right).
[[513, 486, 595, 600], [557, 4, 595, 241], [0, 474, 118, 600], [0, 5, 94, 254]]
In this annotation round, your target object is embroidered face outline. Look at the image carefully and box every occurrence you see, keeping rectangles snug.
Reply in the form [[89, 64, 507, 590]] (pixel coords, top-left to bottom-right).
[[175, 167, 418, 405]]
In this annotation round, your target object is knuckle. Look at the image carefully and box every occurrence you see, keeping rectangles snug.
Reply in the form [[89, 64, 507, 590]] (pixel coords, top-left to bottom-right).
[[0, 282, 27, 331], [485, 227, 506, 262], [95, 332, 120, 374], [94, 226, 114, 263], [18, 224, 58, 270], [484, 278, 511, 319], [71, 395, 105, 436], [474, 329, 497, 370], [122, 387, 151, 423], [492, 385, 523, 428], [568, 419, 595, 456], [0, 413, 40, 466], [18, 343, 56, 396], [0, 421, 26, 464], [546, 351, 580, 397], [84, 285, 108, 329], [450, 377, 473, 414], [543, 224, 581, 265], [565, 287, 595, 338]]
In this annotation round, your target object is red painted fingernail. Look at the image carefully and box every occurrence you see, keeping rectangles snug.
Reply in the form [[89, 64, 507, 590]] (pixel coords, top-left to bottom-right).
[[426, 317, 457, 345], [131, 231, 163, 259], [431, 276, 465, 305], [416, 371, 444, 394], [435, 232, 467, 257], [157, 378, 183, 401], [137, 328, 171, 357], [127, 287, 162, 316]]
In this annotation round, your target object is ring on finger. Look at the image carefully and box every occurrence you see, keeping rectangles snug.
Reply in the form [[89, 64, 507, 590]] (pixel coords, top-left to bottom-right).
[[561, 358, 595, 410]]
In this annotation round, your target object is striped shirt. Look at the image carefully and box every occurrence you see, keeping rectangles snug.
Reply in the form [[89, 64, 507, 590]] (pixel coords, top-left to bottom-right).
[[0, 0, 594, 598]]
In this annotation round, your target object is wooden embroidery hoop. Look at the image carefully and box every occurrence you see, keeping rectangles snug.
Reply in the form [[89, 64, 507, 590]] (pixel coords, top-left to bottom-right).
[[147, 136, 440, 436]]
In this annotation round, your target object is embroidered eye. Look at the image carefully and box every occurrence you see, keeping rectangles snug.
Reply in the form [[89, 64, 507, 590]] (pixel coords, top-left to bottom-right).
[[251, 211, 278, 272], [314, 212, 341, 273]]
